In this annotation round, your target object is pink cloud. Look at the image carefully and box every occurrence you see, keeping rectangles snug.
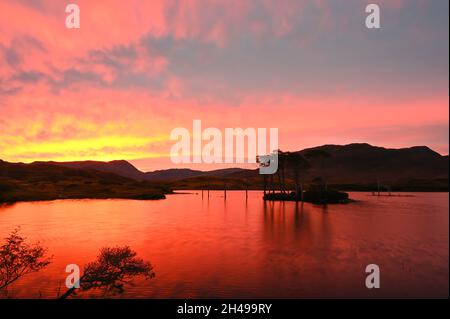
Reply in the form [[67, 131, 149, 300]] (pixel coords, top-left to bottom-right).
[[0, 0, 447, 169]]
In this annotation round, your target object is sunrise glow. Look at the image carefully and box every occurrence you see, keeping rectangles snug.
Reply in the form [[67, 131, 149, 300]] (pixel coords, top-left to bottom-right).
[[0, 0, 448, 170]]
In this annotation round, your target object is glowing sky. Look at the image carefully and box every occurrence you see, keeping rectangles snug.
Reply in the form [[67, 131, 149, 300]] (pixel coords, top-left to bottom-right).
[[0, 0, 448, 171]]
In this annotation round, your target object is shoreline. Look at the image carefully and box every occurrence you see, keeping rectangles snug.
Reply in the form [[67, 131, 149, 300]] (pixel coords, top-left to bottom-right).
[[2, 190, 448, 205]]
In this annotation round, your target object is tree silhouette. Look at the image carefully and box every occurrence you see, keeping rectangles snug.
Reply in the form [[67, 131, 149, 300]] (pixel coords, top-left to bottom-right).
[[304, 149, 331, 194], [257, 154, 270, 194], [276, 150, 289, 194], [259, 150, 313, 200], [0, 228, 52, 292], [60, 246, 155, 299], [285, 152, 311, 200]]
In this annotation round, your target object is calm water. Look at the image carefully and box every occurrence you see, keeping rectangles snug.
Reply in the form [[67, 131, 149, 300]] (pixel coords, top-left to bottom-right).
[[0, 191, 448, 298]]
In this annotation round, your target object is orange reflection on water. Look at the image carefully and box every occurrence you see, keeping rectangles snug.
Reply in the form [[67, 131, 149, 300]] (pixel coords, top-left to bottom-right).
[[0, 191, 448, 298]]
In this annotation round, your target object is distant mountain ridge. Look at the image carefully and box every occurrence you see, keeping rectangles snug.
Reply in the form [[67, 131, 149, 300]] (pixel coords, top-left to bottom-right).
[[0, 160, 170, 203], [30, 161, 248, 181], [3, 143, 448, 190], [295, 143, 448, 184], [143, 168, 248, 181], [2, 143, 447, 202], [32, 160, 144, 180]]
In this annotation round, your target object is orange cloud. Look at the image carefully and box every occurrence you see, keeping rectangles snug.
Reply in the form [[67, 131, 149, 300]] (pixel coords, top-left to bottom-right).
[[0, 0, 448, 170]]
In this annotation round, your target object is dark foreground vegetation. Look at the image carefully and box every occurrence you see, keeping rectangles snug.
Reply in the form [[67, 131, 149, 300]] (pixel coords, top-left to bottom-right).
[[0, 228, 154, 298], [0, 160, 170, 203]]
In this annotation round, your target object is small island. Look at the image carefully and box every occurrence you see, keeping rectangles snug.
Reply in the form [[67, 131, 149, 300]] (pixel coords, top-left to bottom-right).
[[257, 150, 351, 204], [263, 188, 350, 204]]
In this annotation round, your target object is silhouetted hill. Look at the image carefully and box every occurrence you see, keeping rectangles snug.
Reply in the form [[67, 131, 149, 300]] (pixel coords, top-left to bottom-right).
[[143, 168, 203, 181], [171, 143, 448, 191], [1, 143, 448, 194], [32, 160, 145, 180], [297, 143, 448, 185], [144, 168, 247, 181], [0, 161, 170, 203], [33, 161, 246, 181]]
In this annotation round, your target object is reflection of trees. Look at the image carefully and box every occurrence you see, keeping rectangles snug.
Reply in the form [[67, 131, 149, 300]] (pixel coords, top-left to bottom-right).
[[262, 200, 333, 245], [0, 228, 52, 293], [263, 201, 288, 243], [60, 246, 155, 299]]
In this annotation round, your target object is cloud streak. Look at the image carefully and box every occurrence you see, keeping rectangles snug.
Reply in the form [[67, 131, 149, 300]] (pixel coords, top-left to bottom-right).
[[0, 0, 448, 169]]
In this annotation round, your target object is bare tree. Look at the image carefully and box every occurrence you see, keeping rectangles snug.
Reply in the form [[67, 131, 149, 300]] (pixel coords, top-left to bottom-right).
[[60, 246, 155, 299], [286, 152, 311, 200], [276, 150, 289, 194], [257, 151, 283, 195], [304, 149, 331, 200], [304, 149, 331, 189], [257, 155, 269, 195], [0, 228, 52, 292]]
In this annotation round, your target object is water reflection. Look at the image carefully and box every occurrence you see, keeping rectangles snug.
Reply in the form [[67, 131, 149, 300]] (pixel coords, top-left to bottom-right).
[[0, 191, 447, 298], [0, 202, 16, 210], [262, 200, 333, 248]]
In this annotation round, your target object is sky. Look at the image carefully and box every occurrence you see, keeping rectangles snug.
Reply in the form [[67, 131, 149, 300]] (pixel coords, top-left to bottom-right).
[[0, 0, 448, 171]]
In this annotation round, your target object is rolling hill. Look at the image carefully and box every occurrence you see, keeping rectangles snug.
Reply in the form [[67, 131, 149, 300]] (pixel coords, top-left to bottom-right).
[[0, 160, 170, 203], [296, 143, 448, 184], [1, 143, 448, 199]]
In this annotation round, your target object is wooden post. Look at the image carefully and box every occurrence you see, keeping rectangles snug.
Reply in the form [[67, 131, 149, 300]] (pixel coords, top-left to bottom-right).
[[377, 179, 380, 196], [224, 182, 227, 199]]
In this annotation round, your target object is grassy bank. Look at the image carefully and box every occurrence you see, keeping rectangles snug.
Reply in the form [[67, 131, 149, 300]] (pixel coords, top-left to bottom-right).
[[0, 162, 171, 203]]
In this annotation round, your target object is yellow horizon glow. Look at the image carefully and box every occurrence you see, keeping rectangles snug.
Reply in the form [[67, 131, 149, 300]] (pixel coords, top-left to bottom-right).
[[1, 134, 170, 163]]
